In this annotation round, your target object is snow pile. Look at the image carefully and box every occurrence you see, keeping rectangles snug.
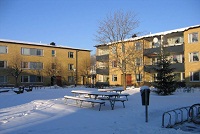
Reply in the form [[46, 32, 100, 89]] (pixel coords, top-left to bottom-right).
[[0, 87, 199, 134]]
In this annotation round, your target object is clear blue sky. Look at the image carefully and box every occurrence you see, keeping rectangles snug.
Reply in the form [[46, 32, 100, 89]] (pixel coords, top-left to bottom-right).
[[0, 0, 200, 54]]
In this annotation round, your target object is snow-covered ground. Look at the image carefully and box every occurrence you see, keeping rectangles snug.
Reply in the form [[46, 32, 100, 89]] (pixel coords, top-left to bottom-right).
[[0, 86, 199, 134]]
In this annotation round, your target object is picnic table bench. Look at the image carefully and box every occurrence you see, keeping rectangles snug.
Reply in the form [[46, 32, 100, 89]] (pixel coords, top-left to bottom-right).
[[0, 84, 15, 93], [64, 95, 105, 111]]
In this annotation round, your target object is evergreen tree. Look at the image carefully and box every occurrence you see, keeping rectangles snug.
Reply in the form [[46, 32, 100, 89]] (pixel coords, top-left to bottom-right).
[[153, 49, 176, 95]]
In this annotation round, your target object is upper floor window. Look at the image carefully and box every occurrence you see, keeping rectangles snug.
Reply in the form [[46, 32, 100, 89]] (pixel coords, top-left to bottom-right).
[[189, 52, 199, 62], [21, 62, 43, 69], [21, 48, 43, 56], [52, 50, 56, 57], [0, 76, 7, 83], [112, 61, 117, 68], [68, 64, 74, 70], [190, 72, 200, 82], [111, 46, 116, 54], [0, 61, 7, 68], [121, 44, 125, 53], [135, 42, 142, 50], [0, 46, 7, 54], [68, 52, 74, 58], [135, 57, 142, 66], [52, 63, 56, 69], [188, 32, 198, 43]]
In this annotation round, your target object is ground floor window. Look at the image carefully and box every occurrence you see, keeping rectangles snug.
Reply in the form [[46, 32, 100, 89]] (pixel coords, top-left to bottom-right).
[[190, 72, 200, 82], [112, 75, 117, 81], [21, 75, 43, 83], [136, 74, 142, 82], [174, 72, 185, 81], [0, 76, 7, 83], [68, 76, 74, 83]]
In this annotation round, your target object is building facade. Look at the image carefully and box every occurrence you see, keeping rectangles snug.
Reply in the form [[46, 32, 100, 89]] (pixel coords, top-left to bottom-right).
[[95, 25, 200, 87], [0, 39, 91, 86]]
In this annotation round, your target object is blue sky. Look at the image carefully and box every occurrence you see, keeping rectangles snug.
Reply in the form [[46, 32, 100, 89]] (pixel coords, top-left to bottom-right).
[[0, 0, 199, 54]]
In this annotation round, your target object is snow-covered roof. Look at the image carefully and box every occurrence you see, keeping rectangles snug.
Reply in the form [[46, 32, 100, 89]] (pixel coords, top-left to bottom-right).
[[95, 24, 200, 46], [0, 39, 91, 51]]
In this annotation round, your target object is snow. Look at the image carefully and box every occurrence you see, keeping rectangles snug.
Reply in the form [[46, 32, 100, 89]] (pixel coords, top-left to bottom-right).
[[0, 86, 199, 134]]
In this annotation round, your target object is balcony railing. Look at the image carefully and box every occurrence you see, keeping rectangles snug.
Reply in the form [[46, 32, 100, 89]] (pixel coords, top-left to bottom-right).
[[96, 54, 109, 62], [96, 68, 109, 75]]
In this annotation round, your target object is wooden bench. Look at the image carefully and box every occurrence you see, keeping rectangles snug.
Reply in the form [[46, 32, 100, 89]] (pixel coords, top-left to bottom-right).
[[64, 96, 105, 111]]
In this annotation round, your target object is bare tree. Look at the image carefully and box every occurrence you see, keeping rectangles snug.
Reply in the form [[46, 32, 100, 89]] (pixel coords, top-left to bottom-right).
[[79, 59, 91, 85], [8, 53, 23, 87], [44, 58, 64, 86], [95, 10, 139, 90]]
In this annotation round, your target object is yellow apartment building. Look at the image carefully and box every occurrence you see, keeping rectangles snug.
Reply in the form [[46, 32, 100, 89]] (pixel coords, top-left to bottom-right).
[[0, 39, 91, 87], [95, 25, 200, 87]]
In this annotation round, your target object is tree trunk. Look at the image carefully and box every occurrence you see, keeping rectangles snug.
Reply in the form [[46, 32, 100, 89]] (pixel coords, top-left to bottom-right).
[[123, 73, 127, 90]]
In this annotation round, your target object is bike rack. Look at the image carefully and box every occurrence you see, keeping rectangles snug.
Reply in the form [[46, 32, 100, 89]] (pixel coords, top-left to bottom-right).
[[162, 103, 200, 128]]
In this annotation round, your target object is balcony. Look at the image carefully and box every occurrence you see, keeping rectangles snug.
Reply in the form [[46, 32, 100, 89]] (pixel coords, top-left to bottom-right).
[[144, 63, 184, 72], [164, 45, 184, 54], [144, 47, 161, 57], [96, 68, 109, 75], [96, 54, 109, 62]]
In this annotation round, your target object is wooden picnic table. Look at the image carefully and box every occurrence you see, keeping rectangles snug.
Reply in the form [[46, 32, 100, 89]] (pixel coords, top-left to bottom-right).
[[98, 88, 124, 93]]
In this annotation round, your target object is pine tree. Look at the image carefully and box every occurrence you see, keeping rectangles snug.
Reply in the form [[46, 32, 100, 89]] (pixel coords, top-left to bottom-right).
[[153, 49, 177, 95]]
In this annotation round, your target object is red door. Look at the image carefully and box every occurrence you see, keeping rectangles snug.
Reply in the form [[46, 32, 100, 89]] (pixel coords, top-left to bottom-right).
[[126, 74, 132, 86], [56, 76, 62, 86]]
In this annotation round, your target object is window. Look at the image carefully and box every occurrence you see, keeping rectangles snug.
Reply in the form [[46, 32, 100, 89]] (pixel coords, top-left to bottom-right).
[[112, 61, 117, 67], [68, 64, 74, 70], [68, 52, 74, 58], [188, 32, 198, 43], [111, 46, 116, 54], [0, 76, 7, 83], [135, 57, 142, 66], [152, 58, 158, 65], [52, 63, 56, 69], [68, 76, 74, 83], [21, 62, 43, 69], [52, 50, 56, 57], [0, 61, 7, 68], [153, 73, 157, 82], [189, 52, 199, 62], [174, 72, 185, 81], [21, 76, 29, 83], [136, 74, 142, 82], [0, 46, 7, 54], [21, 75, 43, 83], [121, 44, 125, 53], [112, 75, 117, 81], [190, 72, 200, 82], [21, 48, 43, 56], [135, 42, 142, 50], [169, 54, 183, 63]]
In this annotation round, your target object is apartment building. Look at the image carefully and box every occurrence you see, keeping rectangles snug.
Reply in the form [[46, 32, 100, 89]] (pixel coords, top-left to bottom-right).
[[95, 25, 200, 87], [0, 39, 91, 86]]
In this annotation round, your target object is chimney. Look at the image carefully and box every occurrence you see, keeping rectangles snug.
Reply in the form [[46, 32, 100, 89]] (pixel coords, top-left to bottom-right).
[[50, 42, 56, 46], [132, 34, 137, 38]]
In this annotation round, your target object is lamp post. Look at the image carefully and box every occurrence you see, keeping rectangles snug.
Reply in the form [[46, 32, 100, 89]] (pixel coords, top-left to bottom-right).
[[73, 68, 76, 87]]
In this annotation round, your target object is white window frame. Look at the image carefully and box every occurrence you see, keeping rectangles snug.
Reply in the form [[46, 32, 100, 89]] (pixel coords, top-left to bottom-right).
[[21, 62, 43, 70], [0, 46, 8, 54], [111, 46, 116, 54], [135, 42, 142, 50], [21, 48, 43, 56], [68, 52, 74, 58], [135, 57, 142, 66], [0, 61, 7, 68], [189, 52, 199, 62], [112, 60, 117, 68], [21, 75, 43, 83], [188, 32, 198, 43], [190, 72, 200, 82], [68, 64, 74, 70], [52, 50, 56, 57], [112, 75, 117, 82], [136, 74, 142, 82]]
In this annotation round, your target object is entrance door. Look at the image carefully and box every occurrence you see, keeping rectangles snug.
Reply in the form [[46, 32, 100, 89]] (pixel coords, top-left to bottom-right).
[[56, 76, 62, 86], [126, 74, 132, 86]]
